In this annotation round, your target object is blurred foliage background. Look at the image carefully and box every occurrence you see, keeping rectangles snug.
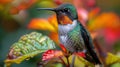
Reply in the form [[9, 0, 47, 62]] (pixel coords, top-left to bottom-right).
[[0, 0, 120, 67]]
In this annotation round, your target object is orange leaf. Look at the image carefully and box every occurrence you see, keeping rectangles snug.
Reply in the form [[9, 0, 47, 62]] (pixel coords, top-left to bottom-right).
[[0, 0, 12, 4], [48, 15, 58, 32], [17, 2, 28, 10], [28, 18, 57, 32], [88, 12, 120, 31], [9, 7, 19, 14], [49, 32, 59, 44], [88, 7, 100, 20], [17, 0, 37, 10]]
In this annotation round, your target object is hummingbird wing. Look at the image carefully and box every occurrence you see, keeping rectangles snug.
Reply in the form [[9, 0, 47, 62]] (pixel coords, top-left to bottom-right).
[[79, 21, 101, 64], [66, 24, 86, 53]]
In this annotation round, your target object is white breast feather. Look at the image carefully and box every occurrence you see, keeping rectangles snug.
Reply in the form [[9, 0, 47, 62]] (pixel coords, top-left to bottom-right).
[[58, 20, 77, 34]]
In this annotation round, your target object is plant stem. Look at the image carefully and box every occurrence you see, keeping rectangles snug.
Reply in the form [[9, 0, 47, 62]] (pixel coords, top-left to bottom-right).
[[59, 57, 67, 65], [70, 55, 76, 67], [66, 56, 70, 67]]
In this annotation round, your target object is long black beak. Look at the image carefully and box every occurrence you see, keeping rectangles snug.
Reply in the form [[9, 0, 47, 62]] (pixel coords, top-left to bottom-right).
[[36, 8, 56, 11]]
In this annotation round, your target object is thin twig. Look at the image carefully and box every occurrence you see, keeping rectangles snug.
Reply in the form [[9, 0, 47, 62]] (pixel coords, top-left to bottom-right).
[[66, 56, 70, 67], [70, 55, 76, 67], [59, 57, 67, 65]]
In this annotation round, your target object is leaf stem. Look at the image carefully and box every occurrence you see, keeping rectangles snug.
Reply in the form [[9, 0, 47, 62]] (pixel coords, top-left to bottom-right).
[[59, 57, 67, 65], [66, 56, 70, 67]]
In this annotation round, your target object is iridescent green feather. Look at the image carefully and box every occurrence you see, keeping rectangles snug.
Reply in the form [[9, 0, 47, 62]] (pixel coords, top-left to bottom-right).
[[69, 24, 80, 42]]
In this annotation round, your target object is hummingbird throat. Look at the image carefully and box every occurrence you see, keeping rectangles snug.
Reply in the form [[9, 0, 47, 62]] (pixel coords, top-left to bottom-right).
[[58, 14, 72, 25]]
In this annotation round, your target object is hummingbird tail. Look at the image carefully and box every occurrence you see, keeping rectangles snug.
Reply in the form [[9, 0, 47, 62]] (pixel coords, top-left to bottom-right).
[[85, 51, 102, 65], [90, 49, 102, 64]]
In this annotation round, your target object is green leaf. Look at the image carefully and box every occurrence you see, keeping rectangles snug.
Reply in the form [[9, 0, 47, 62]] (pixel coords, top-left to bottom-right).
[[111, 63, 120, 67], [4, 32, 56, 67]]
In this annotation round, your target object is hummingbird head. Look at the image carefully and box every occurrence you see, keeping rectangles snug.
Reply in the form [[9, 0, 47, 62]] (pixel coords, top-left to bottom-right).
[[37, 4, 78, 25]]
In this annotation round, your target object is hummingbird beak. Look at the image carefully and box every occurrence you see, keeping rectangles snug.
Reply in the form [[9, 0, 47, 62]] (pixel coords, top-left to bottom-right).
[[36, 8, 56, 11]]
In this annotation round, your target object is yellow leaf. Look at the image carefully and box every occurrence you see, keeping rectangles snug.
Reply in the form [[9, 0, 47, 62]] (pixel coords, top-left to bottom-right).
[[75, 55, 94, 67], [106, 53, 120, 65], [62, 55, 94, 67], [5, 50, 45, 67]]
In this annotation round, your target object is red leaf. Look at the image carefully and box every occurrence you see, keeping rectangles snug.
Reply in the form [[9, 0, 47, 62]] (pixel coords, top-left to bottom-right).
[[54, 0, 63, 5], [9, 7, 19, 14], [42, 50, 63, 61], [75, 52, 86, 58], [59, 44, 67, 53], [86, 0, 96, 7]]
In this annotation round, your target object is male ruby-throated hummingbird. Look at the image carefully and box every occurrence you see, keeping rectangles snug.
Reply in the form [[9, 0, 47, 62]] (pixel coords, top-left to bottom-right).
[[37, 4, 102, 65]]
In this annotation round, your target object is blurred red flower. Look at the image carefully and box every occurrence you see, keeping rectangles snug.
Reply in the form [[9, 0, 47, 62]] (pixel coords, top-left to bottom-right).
[[88, 12, 120, 46]]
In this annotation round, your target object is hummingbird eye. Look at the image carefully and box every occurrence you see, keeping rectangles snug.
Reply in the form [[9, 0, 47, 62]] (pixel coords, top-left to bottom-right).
[[61, 10, 64, 12], [64, 8, 69, 12]]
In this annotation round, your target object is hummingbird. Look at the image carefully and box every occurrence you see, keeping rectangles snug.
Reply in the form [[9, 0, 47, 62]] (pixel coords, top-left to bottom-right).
[[37, 3, 102, 65]]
